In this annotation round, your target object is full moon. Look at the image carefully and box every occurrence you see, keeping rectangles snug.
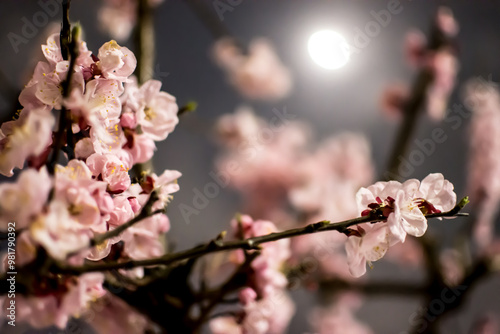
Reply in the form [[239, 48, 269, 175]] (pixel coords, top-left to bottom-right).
[[308, 30, 350, 70]]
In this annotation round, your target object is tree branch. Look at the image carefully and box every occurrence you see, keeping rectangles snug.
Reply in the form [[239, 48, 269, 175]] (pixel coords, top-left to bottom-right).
[[53, 199, 469, 275], [48, 19, 79, 174]]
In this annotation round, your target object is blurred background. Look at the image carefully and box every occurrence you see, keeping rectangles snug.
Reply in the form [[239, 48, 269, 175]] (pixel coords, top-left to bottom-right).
[[0, 0, 499, 333]]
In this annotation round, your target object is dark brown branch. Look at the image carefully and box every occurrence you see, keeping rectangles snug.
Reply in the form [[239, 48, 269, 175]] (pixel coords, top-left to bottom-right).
[[383, 11, 458, 181], [60, 0, 71, 60], [48, 22, 79, 174]]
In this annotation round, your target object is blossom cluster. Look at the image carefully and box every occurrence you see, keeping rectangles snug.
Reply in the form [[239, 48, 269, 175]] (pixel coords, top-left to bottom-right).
[[0, 32, 180, 330], [347, 173, 456, 277], [210, 215, 295, 334]]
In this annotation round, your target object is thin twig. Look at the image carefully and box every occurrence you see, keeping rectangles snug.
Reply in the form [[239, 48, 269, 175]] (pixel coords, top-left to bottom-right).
[[66, 191, 162, 258]]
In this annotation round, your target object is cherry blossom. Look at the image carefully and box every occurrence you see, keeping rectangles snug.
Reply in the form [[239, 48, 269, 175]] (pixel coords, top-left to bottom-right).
[[345, 222, 391, 277], [1, 273, 105, 329], [357, 173, 456, 243], [0, 167, 52, 230], [210, 289, 295, 334], [349, 173, 456, 276], [309, 293, 373, 334], [30, 200, 93, 260], [97, 40, 137, 82], [125, 79, 179, 141], [0, 108, 55, 176], [86, 293, 149, 334], [86, 153, 131, 193]]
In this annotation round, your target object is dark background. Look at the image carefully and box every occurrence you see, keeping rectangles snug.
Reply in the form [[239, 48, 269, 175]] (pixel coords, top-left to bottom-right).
[[0, 0, 499, 333]]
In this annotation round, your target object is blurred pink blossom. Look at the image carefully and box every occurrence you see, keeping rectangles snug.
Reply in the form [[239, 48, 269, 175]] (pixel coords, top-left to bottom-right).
[[210, 290, 295, 334], [309, 293, 373, 334], [213, 38, 292, 101], [464, 78, 500, 249], [215, 107, 308, 222], [436, 6, 459, 37], [231, 215, 290, 297], [86, 293, 150, 334], [0, 167, 52, 229], [0, 108, 55, 176], [1, 273, 105, 329]]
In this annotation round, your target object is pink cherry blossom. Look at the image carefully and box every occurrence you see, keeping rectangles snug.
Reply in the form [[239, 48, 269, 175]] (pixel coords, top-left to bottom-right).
[[0, 108, 55, 176], [436, 6, 459, 37], [0, 167, 52, 230], [75, 137, 95, 159], [132, 80, 179, 141], [120, 111, 137, 129], [210, 290, 295, 334], [1, 273, 105, 329], [86, 153, 131, 193], [54, 160, 114, 233], [350, 174, 456, 276], [230, 215, 290, 297], [356, 174, 456, 244], [345, 222, 391, 277], [98, 0, 164, 42], [215, 107, 308, 222], [99, 0, 137, 42], [122, 213, 170, 260], [2, 231, 37, 269], [30, 200, 93, 260], [123, 132, 156, 164], [154, 169, 182, 206], [97, 40, 137, 82], [86, 293, 149, 334], [309, 293, 373, 334], [210, 316, 243, 334]]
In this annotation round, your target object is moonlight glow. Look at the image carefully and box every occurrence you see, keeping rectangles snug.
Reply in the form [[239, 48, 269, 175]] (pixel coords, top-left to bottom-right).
[[308, 30, 350, 70]]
